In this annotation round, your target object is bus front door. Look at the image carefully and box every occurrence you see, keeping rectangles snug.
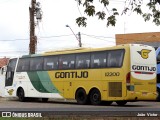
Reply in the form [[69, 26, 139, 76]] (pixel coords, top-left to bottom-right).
[[5, 59, 17, 87]]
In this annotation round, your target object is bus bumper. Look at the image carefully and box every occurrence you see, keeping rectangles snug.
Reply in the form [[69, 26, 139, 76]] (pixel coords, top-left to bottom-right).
[[125, 91, 157, 101]]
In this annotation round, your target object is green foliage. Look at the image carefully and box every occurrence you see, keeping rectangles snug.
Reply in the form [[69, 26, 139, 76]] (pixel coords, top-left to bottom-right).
[[76, 17, 87, 27], [107, 15, 116, 26], [100, 0, 109, 6], [106, 8, 119, 27], [76, 0, 160, 27], [153, 10, 160, 25], [96, 11, 106, 20], [84, 5, 95, 16], [143, 13, 152, 21], [133, 5, 143, 15]]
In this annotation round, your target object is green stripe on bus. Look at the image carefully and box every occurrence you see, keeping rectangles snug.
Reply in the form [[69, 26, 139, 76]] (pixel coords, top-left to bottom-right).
[[37, 71, 60, 93], [27, 72, 49, 93]]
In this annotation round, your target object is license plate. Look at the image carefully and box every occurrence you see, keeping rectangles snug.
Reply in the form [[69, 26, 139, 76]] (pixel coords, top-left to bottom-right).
[[142, 92, 147, 95]]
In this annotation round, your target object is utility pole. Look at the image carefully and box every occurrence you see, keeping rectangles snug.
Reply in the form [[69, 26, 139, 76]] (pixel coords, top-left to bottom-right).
[[29, 0, 42, 54], [29, 0, 37, 54], [78, 32, 82, 47]]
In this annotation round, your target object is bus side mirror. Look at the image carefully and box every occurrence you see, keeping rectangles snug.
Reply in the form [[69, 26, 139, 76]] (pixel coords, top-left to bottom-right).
[[1, 66, 6, 75], [0, 69, 2, 75]]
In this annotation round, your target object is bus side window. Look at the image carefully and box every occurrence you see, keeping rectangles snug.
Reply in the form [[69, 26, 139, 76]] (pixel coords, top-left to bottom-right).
[[30, 57, 43, 71], [44, 56, 58, 70], [91, 51, 106, 68], [17, 60, 22, 72], [17, 58, 30, 72], [58, 54, 75, 70], [76, 53, 90, 69], [107, 49, 124, 68]]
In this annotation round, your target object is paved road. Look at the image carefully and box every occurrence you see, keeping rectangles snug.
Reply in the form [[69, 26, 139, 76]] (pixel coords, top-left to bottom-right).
[[0, 98, 159, 117]]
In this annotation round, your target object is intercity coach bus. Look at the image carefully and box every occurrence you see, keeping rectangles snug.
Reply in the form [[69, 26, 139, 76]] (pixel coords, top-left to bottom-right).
[[4, 44, 157, 105]]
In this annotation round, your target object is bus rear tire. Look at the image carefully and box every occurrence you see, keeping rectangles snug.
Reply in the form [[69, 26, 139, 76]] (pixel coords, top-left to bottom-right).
[[17, 88, 25, 102], [116, 101, 127, 106], [89, 89, 101, 105], [75, 88, 88, 105]]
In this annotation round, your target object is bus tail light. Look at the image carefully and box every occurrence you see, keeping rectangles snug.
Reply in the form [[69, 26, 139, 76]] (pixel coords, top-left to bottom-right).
[[126, 72, 130, 84], [126, 72, 134, 91]]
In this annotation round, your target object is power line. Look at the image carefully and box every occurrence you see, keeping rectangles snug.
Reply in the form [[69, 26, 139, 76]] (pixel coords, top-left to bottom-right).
[[0, 38, 29, 41], [39, 34, 73, 38], [0, 34, 74, 41], [82, 33, 115, 43], [0, 33, 115, 42], [82, 33, 115, 39]]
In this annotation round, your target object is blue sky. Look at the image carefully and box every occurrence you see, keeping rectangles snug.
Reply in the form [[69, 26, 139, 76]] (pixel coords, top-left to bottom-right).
[[0, 0, 159, 57]]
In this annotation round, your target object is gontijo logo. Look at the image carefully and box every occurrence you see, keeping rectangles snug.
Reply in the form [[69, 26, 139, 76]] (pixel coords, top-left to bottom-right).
[[137, 49, 151, 59]]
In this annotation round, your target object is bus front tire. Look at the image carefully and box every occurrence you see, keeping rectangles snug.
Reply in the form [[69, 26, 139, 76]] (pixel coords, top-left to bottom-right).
[[116, 101, 127, 106], [89, 89, 101, 105], [75, 88, 88, 105], [18, 88, 25, 102]]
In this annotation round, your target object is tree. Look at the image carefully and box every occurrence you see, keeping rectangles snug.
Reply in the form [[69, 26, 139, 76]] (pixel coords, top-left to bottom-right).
[[76, 0, 160, 27]]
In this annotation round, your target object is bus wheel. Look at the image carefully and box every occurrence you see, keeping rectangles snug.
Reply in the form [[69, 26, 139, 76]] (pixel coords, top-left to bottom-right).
[[42, 98, 48, 102], [89, 89, 101, 105], [116, 101, 127, 106], [75, 88, 88, 105], [18, 88, 25, 102]]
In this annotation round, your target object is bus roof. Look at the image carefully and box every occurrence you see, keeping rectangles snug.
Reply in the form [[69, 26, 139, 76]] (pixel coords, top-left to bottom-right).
[[20, 44, 153, 58], [43, 44, 126, 56]]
